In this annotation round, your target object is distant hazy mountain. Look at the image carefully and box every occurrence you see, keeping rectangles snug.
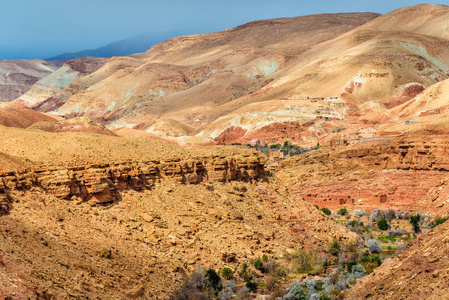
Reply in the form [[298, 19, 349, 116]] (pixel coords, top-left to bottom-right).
[[45, 31, 186, 61]]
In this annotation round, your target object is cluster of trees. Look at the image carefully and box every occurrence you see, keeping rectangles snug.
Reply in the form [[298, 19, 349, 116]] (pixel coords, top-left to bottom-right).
[[247, 141, 316, 157]]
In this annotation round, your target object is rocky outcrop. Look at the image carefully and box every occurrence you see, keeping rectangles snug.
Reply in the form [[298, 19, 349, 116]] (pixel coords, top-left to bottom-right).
[[282, 137, 449, 173], [278, 137, 449, 210], [0, 154, 266, 205]]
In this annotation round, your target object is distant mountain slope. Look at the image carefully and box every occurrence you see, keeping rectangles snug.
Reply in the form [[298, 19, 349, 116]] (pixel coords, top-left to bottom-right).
[[0, 102, 57, 128], [15, 57, 108, 108], [45, 31, 186, 61], [43, 12, 380, 131], [0, 59, 58, 102]]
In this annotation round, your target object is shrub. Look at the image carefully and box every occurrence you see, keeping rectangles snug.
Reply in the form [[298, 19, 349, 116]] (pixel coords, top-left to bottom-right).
[[377, 218, 389, 230], [205, 269, 222, 292], [242, 272, 252, 282], [238, 263, 252, 282], [348, 220, 358, 227], [221, 267, 233, 280], [246, 281, 258, 292], [367, 239, 382, 254], [265, 276, 277, 291], [360, 253, 382, 274], [263, 260, 286, 278], [289, 250, 323, 275], [321, 207, 332, 216], [410, 214, 421, 233], [262, 254, 269, 262], [286, 284, 305, 300], [353, 210, 366, 218], [385, 209, 396, 222], [269, 286, 288, 300], [370, 209, 384, 222], [254, 258, 264, 271], [337, 208, 348, 216], [170, 268, 208, 300], [395, 211, 410, 220], [350, 264, 367, 279], [430, 216, 448, 228], [389, 230, 406, 237], [329, 239, 341, 256]]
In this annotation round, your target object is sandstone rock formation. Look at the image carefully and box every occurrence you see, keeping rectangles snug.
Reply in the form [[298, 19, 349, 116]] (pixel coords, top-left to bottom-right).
[[0, 126, 355, 298], [277, 136, 449, 211]]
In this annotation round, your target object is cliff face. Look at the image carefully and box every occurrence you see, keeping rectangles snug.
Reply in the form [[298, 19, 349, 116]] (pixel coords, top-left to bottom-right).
[[0, 153, 266, 210], [277, 136, 449, 211]]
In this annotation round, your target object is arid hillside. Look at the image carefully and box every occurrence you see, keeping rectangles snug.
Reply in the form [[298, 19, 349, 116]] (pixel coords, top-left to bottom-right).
[[15, 57, 108, 109], [276, 135, 449, 212], [0, 59, 58, 102], [195, 4, 449, 144], [350, 221, 449, 299], [0, 126, 354, 298], [14, 4, 449, 146], [26, 13, 379, 137], [0, 102, 58, 128]]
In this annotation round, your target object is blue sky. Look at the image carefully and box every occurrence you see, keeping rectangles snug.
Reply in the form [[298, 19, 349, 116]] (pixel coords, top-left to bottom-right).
[[0, 0, 447, 59]]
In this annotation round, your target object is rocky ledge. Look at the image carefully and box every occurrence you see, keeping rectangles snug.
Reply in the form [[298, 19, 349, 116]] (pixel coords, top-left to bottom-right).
[[0, 153, 266, 210]]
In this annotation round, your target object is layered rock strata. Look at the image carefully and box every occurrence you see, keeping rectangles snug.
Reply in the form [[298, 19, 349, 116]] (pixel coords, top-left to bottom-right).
[[278, 136, 449, 211], [0, 154, 266, 208]]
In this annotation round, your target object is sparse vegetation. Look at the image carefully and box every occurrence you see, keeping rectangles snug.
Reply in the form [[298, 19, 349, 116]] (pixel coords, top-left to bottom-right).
[[337, 207, 348, 216], [285, 284, 305, 300], [221, 267, 234, 280], [329, 239, 341, 256], [238, 262, 253, 282], [170, 204, 425, 299], [430, 216, 448, 228], [377, 218, 389, 230], [288, 249, 324, 275], [321, 207, 332, 216], [410, 214, 421, 233], [367, 239, 382, 254], [254, 258, 264, 271], [246, 281, 258, 292]]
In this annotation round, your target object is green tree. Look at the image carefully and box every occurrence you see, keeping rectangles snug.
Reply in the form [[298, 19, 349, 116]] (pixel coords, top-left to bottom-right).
[[220, 267, 233, 280], [321, 207, 331, 216], [246, 281, 258, 292], [329, 239, 341, 256], [283, 141, 293, 150], [238, 263, 252, 282], [254, 258, 264, 271], [377, 218, 389, 230], [337, 207, 348, 216], [205, 269, 222, 292], [410, 214, 421, 233]]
